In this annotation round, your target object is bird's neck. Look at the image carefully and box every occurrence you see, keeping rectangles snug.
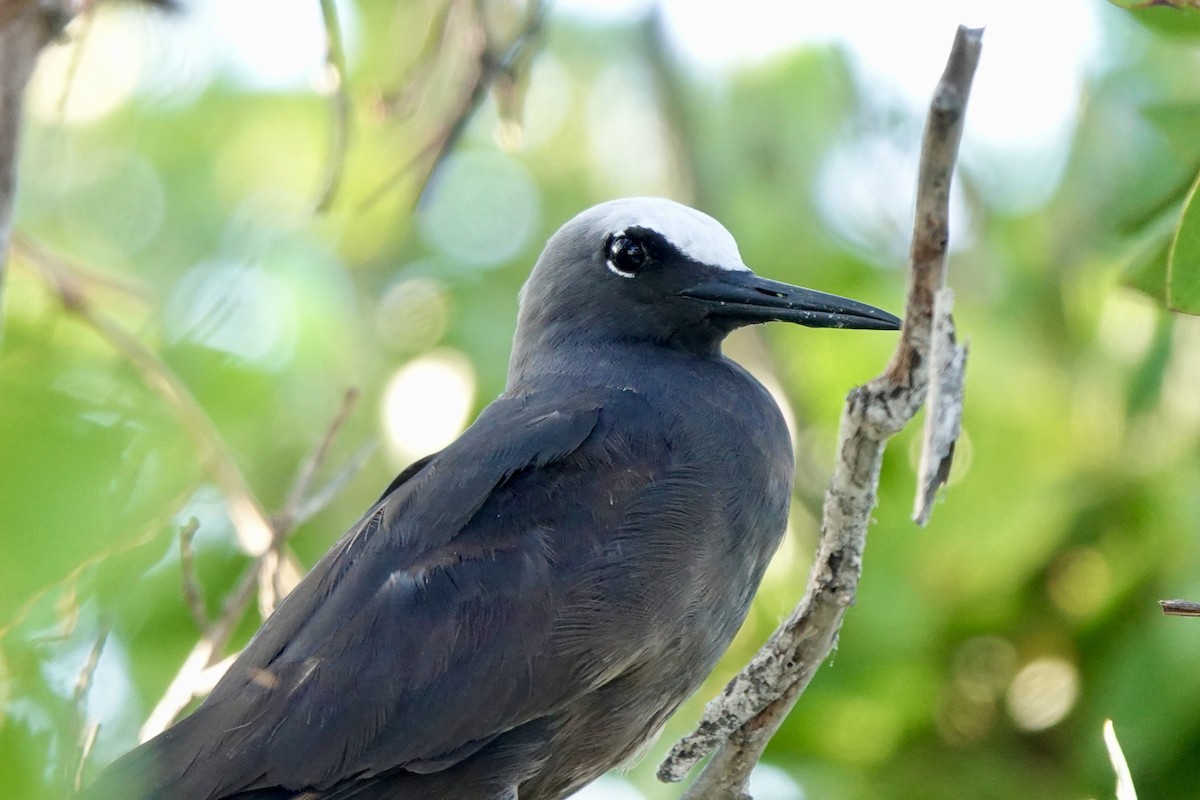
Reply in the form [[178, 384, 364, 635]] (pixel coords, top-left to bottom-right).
[[506, 327, 723, 394]]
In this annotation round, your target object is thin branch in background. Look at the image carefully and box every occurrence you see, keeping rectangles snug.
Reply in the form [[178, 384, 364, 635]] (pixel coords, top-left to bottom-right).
[[179, 518, 209, 632], [54, 4, 94, 120], [659, 27, 983, 797], [358, 0, 547, 212], [14, 236, 276, 558], [377, 0, 462, 119], [314, 0, 350, 212], [66, 622, 110, 792], [1160, 599, 1200, 617], [295, 439, 378, 526], [259, 387, 363, 615], [275, 387, 362, 532]]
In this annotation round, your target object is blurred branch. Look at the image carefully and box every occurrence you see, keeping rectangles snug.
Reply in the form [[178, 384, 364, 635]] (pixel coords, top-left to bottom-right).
[[295, 439, 378, 526], [66, 622, 110, 793], [259, 387, 362, 616], [15, 240, 373, 736], [179, 518, 209, 632], [359, 0, 547, 211], [0, 0, 70, 337], [54, 3, 93, 119], [659, 26, 982, 797], [141, 390, 371, 738], [275, 387, 361, 532], [314, 0, 349, 212], [377, 0, 460, 118], [15, 236, 277, 557], [1160, 598, 1200, 617]]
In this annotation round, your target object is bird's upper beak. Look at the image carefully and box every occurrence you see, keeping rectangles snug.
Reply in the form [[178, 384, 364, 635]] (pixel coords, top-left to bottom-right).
[[678, 269, 901, 331]]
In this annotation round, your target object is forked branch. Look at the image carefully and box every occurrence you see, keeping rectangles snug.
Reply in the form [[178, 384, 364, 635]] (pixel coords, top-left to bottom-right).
[[659, 26, 983, 798]]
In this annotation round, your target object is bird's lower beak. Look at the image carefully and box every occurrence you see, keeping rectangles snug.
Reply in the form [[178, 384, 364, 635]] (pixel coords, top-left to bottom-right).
[[678, 270, 901, 331]]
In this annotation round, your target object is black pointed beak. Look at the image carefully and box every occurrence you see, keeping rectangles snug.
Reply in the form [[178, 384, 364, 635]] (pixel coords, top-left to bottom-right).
[[678, 270, 901, 331]]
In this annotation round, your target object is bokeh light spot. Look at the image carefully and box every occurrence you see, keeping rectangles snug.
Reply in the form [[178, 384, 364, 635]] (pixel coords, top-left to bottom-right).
[[1047, 547, 1112, 619], [566, 774, 645, 800], [586, 65, 676, 197], [375, 275, 452, 355], [1006, 657, 1079, 732], [821, 697, 902, 765], [164, 261, 299, 367], [937, 635, 1017, 745], [421, 151, 541, 268], [935, 684, 996, 746], [382, 350, 477, 464], [749, 763, 806, 800]]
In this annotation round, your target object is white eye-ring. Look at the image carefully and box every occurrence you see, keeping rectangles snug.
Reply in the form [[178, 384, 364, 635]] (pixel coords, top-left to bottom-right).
[[606, 231, 647, 278]]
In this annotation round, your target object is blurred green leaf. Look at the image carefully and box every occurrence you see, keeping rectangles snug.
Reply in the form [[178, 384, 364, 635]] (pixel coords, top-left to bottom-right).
[[1109, 1, 1200, 37], [1122, 226, 1172, 303], [1167, 169, 1200, 313]]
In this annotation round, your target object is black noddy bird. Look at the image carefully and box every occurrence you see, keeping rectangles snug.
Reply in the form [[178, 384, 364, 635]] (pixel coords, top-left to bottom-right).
[[82, 198, 899, 800]]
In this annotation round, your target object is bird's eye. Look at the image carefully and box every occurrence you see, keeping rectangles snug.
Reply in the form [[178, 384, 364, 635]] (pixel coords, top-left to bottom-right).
[[606, 234, 647, 277]]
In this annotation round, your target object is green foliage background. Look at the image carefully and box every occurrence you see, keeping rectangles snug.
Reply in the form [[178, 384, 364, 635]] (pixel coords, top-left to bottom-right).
[[2, 2, 1200, 798]]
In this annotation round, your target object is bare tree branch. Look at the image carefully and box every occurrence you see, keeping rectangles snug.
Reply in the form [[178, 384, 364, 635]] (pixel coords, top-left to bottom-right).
[[258, 387, 362, 615], [1160, 599, 1200, 617], [13, 241, 370, 736], [659, 26, 983, 797]]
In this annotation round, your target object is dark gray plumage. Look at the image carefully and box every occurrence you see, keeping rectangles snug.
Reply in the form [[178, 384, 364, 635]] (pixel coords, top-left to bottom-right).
[[82, 198, 899, 800]]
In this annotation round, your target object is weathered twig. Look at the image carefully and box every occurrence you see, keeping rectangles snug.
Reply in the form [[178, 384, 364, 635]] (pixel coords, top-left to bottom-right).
[[294, 439, 378, 526], [659, 26, 983, 797], [914, 288, 968, 524], [1160, 599, 1200, 617], [275, 388, 362, 532]]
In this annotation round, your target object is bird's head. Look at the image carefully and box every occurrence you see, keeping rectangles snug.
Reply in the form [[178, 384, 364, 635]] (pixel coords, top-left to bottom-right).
[[511, 198, 899, 376]]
